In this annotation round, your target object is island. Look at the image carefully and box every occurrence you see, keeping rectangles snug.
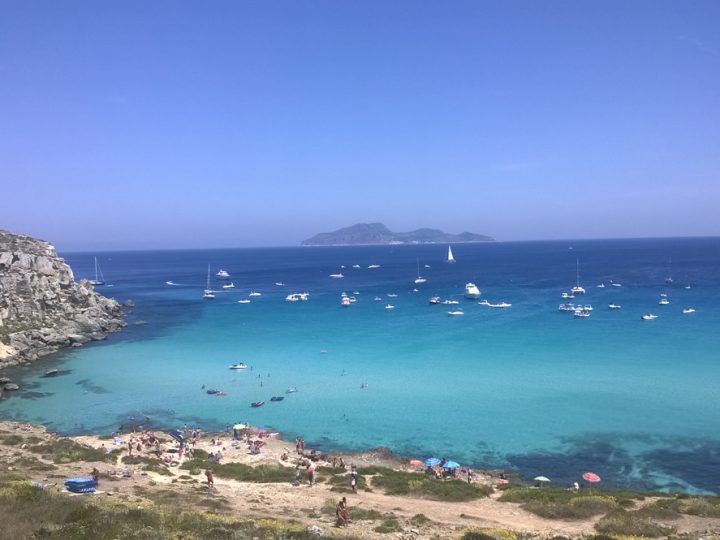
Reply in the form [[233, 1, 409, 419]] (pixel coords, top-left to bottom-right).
[[301, 223, 494, 246]]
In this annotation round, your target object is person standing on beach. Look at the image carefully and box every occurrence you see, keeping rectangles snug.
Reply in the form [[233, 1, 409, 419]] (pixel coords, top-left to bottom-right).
[[205, 468, 214, 488], [467, 468, 474, 484], [91, 467, 100, 488], [335, 497, 349, 527], [307, 463, 315, 486], [350, 465, 358, 493]]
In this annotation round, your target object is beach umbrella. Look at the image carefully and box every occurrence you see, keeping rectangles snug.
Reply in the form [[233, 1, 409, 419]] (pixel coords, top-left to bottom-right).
[[442, 460, 460, 469], [534, 476, 551, 483], [582, 472, 601, 483], [424, 457, 441, 466], [409, 459, 423, 467]]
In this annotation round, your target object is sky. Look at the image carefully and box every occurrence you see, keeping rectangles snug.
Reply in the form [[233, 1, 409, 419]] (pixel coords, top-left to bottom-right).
[[1, 1, 719, 251]]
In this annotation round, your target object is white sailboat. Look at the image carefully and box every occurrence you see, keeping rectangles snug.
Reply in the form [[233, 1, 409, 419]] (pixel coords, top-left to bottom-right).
[[89, 256, 105, 286], [414, 258, 427, 284], [203, 264, 215, 299], [570, 258, 585, 295], [446, 245, 456, 264], [665, 257, 674, 284]]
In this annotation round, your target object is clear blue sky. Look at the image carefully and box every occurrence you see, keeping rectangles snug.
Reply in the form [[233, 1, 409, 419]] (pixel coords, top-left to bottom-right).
[[1, 1, 718, 250]]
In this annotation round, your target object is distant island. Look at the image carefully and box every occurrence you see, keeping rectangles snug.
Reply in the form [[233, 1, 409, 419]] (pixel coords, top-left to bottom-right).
[[301, 223, 494, 246]]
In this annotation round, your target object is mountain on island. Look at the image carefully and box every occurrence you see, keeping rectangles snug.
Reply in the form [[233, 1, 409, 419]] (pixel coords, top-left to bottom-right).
[[301, 223, 494, 246]]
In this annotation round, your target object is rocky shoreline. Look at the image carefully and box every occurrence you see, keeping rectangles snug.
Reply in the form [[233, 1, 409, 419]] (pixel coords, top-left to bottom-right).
[[0, 230, 126, 385]]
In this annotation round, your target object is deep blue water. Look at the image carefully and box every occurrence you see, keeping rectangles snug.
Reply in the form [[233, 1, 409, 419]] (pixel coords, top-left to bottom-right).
[[2, 238, 719, 493]]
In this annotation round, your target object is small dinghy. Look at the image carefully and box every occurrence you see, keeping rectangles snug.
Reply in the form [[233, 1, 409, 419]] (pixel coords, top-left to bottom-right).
[[229, 363, 247, 370], [251, 401, 265, 408], [270, 396, 284, 402], [43, 369, 59, 377], [285, 386, 298, 394]]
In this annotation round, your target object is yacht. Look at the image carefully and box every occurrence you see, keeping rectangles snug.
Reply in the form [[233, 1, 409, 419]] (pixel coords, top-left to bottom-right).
[[570, 258, 585, 294], [166, 280, 176, 286], [249, 291, 262, 297], [352, 264, 361, 269], [275, 282, 285, 286], [478, 299, 490, 306], [387, 293, 398, 298], [446, 245, 456, 264], [577, 304, 593, 311], [374, 296, 383, 301], [285, 292, 309, 302], [203, 264, 215, 299], [608, 303, 621, 309], [341, 296, 352, 307], [329, 273, 344, 279], [558, 303, 576, 312], [465, 282, 481, 299], [596, 283, 606, 288], [429, 296, 441, 305], [385, 304, 395, 310], [658, 298, 670, 305], [448, 310, 464, 316], [488, 302, 512, 308], [216, 269, 230, 279], [222, 282, 235, 289], [443, 299, 459, 305], [610, 281, 622, 287], [89, 256, 106, 286], [367, 264, 381, 269], [285, 386, 298, 394], [641, 313, 658, 320], [561, 292, 575, 299], [238, 299, 251, 304], [414, 258, 427, 284], [574, 309, 591, 318], [682, 308, 696, 314], [229, 363, 247, 370]]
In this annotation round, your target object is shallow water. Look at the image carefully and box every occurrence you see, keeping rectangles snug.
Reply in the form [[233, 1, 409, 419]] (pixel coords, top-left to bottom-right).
[[2, 238, 719, 493]]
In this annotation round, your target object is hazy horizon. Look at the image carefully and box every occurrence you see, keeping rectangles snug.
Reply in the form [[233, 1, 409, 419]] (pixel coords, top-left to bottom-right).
[[2, 1, 719, 251]]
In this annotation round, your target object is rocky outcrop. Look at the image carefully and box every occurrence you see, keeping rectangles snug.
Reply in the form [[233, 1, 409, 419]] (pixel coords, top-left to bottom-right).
[[0, 230, 126, 369]]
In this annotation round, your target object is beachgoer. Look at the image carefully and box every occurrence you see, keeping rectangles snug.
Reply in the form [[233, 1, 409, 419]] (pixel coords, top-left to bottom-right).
[[467, 468, 474, 484], [127, 441, 133, 457], [335, 497, 349, 527], [573, 481, 580, 490], [307, 464, 315, 486], [205, 468, 214, 488], [294, 465, 301, 486], [91, 467, 100, 488]]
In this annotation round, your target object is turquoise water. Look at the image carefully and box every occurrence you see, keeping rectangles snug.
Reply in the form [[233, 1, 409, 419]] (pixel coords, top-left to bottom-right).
[[2, 239, 719, 493]]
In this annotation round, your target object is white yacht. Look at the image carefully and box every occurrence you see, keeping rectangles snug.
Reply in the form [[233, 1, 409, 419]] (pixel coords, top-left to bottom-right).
[[329, 273, 344, 279], [446, 245, 456, 264], [367, 264, 381, 269], [385, 304, 395, 310], [374, 296, 383, 301], [682, 308, 696, 314], [558, 303, 576, 312], [596, 283, 606, 288], [608, 303, 621, 309], [448, 310, 464, 316], [216, 269, 230, 279], [414, 258, 427, 284], [166, 280, 176, 286], [658, 297, 670, 305], [570, 258, 585, 294], [229, 363, 247, 369], [275, 282, 285, 286], [341, 296, 352, 307], [443, 299, 459, 305], [561, 292, 575, 299], [203, 264, 215, 299], [89, 256, 105, 286], [610, 281, 622, 287], [488, 302, 512, 308], [641, 313, 658, 320], [574, 309, 591, 318], [352, 264, 361, 269], [387, 293, 398, 298], [465, 283, 481, 299], [285, 292, 309, 302], [238, 299, 251, 304], [249, 291, 262, 297], [222, 282, 235, 289], [429, 296, 441, 305]]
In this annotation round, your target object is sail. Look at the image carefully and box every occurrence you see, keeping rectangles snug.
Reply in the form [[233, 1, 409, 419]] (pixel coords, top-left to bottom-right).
[[447, 245, 455, 263]]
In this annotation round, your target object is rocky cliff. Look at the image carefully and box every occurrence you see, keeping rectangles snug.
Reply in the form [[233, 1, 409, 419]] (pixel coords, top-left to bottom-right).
[[0, 230, 126, 370]]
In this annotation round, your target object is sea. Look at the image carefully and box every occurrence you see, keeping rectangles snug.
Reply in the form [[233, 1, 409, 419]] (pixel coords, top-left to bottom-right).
[[1, 238, 719, 494]]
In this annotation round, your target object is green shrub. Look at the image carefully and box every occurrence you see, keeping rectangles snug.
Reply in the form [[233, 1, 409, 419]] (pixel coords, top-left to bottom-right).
[[181, 458, 294, 483], [367, 469, 491, 501], [374, 517, 402, 533], [0, 434, 24, 446], [595, 509, 676, 536], [29, 439, 117, 464]]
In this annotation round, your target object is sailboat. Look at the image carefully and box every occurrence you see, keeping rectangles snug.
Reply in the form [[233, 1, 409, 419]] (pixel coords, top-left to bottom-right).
[[203, 264, 215, 299], [414, 258, 427, 284], [665, 257, 674, 284], [570, 258, 585, 295], [446, 245, 456, 264], [89, 256, 105, 286]]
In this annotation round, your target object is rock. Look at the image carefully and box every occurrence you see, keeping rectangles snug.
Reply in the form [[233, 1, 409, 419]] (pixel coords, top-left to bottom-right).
[[4, 383, 19, 391], [307, 525, 323, 536], [0, 377, 11, 384], [123, 300, 135, 307]]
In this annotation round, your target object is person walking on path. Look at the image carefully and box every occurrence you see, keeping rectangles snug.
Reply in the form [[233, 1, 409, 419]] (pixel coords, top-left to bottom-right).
[[307, 464, 315, 486]]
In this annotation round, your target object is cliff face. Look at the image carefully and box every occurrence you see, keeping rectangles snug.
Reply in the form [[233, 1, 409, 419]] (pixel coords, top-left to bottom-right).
[[0, 230, 126, 369]]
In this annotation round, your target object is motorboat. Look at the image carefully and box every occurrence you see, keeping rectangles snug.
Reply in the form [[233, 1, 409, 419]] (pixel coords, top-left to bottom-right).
[[44, 369, 59, 377], [275, 282, 285, 286], [412, 288, 419, 292], [641, 314, 658, 320], [660, 293, 668, 297], [206, 389, 220, 395], [387, 293, 398, 298], [229, 363, 247, 370], [352, 291, 360, 295], [250, 401, 265, 408], [608, 303, 621, 309], [488, 302, 512, 308], [249, 291, 262, 297], [684, 285, 691, 290], [448, 310, 464, 316], [596, 283, 606, 288], [574, 309, 591, 318], [166, 281, 176, 286], [465, 283, 481, 299], [367, 264, 381, 269], [222, 282, 235, 289], [216, 269, 230, 279], [270, 396, 285, 402], [429, 296, 441, 304], [561, 292, 575, 299], [203, 264, 215, 299], [341, 296, 351, 306], [665, 257, 674, 284], [385, 304, 395, 310], [558, 303, 576, 312], [443, 299, 459, 305], [424, 264, 431, 268], [352, 264, 361, 269], [611, 282, 622, 287], [329, 273, 344, 279], [659, 298, 670, 305], [478, 299, 490, 306], [349, 296, 357, 303], [285, 293, 309, 302], [577, 304, 593, 311], [285, 386, 298, 394], [683, 308, 696, 314], [374, 296, 383, 301], [238, 299, 251, 304]]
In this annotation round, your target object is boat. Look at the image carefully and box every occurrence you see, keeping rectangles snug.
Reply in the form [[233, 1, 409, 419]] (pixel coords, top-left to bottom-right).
[[448, 310, 464, 316], [270, 396, 285, 402], [578, 304, 593, 311], [443, 299, 459, 305], [329, 273, 344, 279], [610, 281, 622, 287], [478, 299, 490, 306], [574, 309, 591, 318], [285, 386, 298, 394], [596, 283, 606, 288], [222, 282, 235, 289], [608, 303, 621, 309], [488, 302, 512, 308], [89, 256, 105, 286], [561, 292, 575, 299], [229, 363, 247, 369], [684, 285, 691, 289], [206, 389, 220, 395], [275, 282, 285, 286], [238, 299, 251, 304], [349, 296, 357, 303], [464, 283, 481, 299], [352, 264, 361, 269], [341, 296, 352, 306], [412, 288, 419, 292], [43, 369, 59, 377], [367, 264, 381, 269], [373, 296, 383, 301], [558, 303, 576, 311], [429, 296, 441, 305], [203, 265, 215, 299], [166, 280, 176, 286], [285, 293, 309, 302], [387, 293, 398, 298], [659, 298, 670, 305], [446, 245, 456, 264], [570, 258, 585, 294], [216, 269, 230, 279], [353, 291, 360, 295], [250, 401, 265, 408], [641, 314, 658, 320], [249, 291, 262, 297], [385, 304, 395, 310], [665, 257, 674, 284], [683, 308, 696, 314], [414, 258, 427, 284]]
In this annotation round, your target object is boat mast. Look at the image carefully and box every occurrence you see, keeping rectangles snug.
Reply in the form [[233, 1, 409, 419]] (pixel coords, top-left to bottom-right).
[[576, 258, 580, 287]]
